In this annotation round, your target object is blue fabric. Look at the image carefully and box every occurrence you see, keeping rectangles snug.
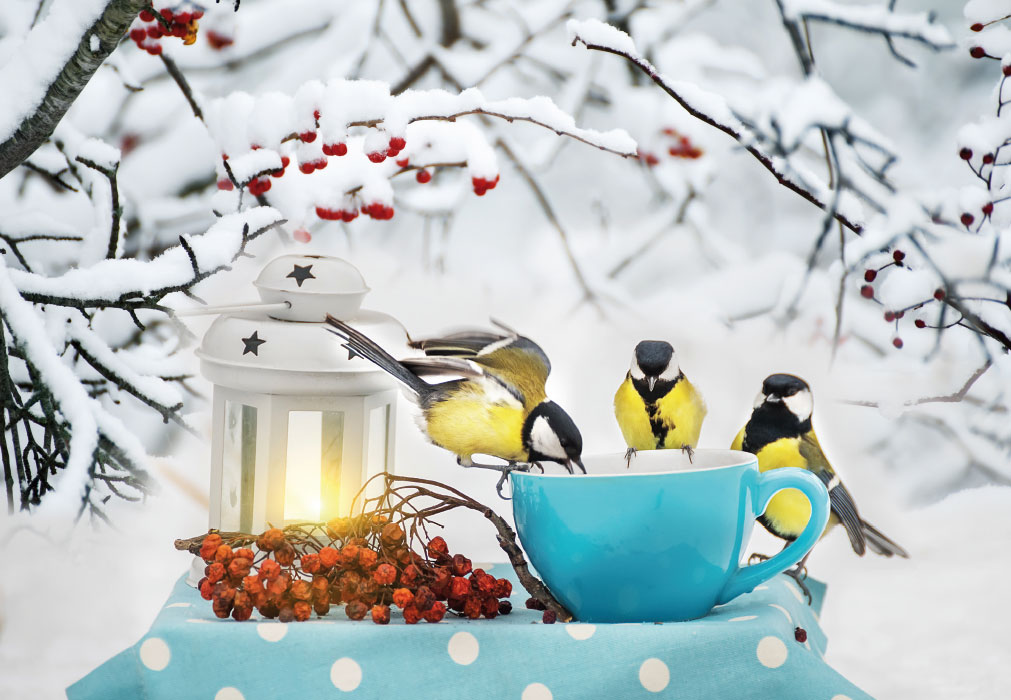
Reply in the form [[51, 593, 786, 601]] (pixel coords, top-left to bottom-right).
[[67, 566, 872, 700]]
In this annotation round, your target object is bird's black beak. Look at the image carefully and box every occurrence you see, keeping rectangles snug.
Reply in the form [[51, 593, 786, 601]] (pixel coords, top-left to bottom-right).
[[567, 457, 586, 474]]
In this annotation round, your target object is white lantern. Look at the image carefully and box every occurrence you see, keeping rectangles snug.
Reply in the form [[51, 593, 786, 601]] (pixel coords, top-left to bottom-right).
[[195, 254, 407, 535]]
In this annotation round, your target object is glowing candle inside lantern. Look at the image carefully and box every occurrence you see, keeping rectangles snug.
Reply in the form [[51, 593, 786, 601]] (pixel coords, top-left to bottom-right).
[[284, 411, 323, 521]]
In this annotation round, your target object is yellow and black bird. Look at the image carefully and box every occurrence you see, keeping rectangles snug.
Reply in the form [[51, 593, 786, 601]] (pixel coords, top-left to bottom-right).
[[614, 340, 707, 464], [325, 316, 584, 492], [733, 373, 908, 596]]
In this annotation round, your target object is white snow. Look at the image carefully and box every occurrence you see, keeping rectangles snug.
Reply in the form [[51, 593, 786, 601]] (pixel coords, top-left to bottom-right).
[[89, 34, 99, 53], [782, 0, 954, 47]]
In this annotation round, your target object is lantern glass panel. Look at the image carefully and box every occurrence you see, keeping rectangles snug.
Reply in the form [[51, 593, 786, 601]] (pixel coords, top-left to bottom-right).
[[284, 410, 344, 522], [221, 401, 256, 532], [364, 404, 391, 498]]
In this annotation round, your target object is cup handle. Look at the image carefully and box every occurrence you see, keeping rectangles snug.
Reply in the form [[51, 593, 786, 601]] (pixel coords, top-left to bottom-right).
[[716, 467, 830, 605]]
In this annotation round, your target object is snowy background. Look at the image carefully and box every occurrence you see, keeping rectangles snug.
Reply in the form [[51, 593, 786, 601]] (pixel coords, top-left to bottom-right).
[[1, 0, 1010, 698]]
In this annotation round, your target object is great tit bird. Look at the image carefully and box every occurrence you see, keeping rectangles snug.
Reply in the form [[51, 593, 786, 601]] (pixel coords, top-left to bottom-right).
[[325, 317, 584, 492], [614, 340, 707, 465], [732, 373, 908, 598]]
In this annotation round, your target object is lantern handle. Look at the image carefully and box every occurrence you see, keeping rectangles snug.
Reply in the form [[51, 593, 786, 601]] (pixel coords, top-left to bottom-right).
[[173, 301, 292, 317]]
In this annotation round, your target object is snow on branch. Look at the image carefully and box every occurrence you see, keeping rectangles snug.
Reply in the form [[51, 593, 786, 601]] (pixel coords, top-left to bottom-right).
[[567, 18, 864, 233], [0, 0, 150, 179], [781, 0, 955, 50]]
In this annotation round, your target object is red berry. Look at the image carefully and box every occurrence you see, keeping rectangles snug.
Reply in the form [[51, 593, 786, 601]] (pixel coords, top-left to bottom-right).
[[416, 169, 431, 183], [130, 28, 146, 43], [934, 288, 945, 300], [983, 202, 994, 215], [300, 131, 317, 143], [299, 162, 315, 174], [959, 148, 973, 160], [367, 151, 386, 163], [139, 10, 155, 21], [396, 158, 409, 167], [498, 600, 513, 615], [428, 536, 449, 557], [884, 310, 895, 322], [463, 597, 482, 620], [525, 597, 547, 611], [313, 109, 321, 121], [340, 209, 358, 222], [217, 178, 234, 191], [961, 213, 975, 226], [403, 604, 422, 624], [983, 153, 995, 164], [147, 43, 163, 55], [373, 563, 396, 585], [971, 23, 984, 32], [345, 600, 369, 621], [542, 610, 557, 624], [423, 601, 446, 623], [915, 319, 926, 328], [371, 604, 391, 625], [892, 337, 903, 349], [794, 626, 808, 643], [1004, 65, 1011, 77], [863, 269, 877, 282], [860, 285, 874, 299], [895, 310, 905, 319], [893, 250, 905, 263], [389, 136, 406, 151], [192, 10, 204, 20], [335, 143, 347, 156], [970, 47, 986, 59], [199, 577, 214, 600], [160, 8, 173, 20], [392, 588, 414, 609]]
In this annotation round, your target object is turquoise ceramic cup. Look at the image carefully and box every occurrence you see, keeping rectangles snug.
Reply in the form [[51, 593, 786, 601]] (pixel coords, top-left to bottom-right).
[[511, 449, 830, 622]]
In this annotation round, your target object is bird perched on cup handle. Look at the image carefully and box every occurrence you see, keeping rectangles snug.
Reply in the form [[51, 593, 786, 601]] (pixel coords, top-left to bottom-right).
[[733, 373, 909, 601], [324, 316, 584, 496], [614, 340, 707, 467]]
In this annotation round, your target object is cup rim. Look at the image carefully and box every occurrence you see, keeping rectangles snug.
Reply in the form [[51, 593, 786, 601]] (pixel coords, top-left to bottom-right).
[[513, 448, 757, 479]]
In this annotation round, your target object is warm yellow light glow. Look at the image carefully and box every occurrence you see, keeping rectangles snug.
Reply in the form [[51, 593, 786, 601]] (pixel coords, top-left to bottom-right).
[[284, 411, 322, 521]]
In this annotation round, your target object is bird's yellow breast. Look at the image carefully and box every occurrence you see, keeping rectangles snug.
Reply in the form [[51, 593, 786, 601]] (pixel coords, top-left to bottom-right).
[[614, 376, 706, 451], [423, 383, 527, 462], [752, 437, 814, 539]]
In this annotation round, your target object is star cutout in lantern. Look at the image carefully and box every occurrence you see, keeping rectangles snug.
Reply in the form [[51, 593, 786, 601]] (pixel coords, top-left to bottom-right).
[[241, 331, 266, 356], [286, 264, 315, 287]]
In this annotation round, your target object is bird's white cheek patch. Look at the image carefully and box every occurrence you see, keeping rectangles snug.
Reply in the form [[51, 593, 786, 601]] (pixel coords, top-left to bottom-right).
[[659, 358, 680, 382], [630, 358, 645, 380], [783, 390, 813, 421], [530, 416, 566, 459]]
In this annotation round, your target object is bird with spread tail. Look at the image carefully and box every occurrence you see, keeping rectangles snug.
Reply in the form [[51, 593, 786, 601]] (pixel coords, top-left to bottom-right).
[[733, 373, 909, 599], [325, 316, 584, 494], [614, 340, 707, 465]]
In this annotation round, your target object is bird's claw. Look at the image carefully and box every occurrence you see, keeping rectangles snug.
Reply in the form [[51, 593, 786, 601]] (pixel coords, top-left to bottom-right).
[[624, 447, 637, 469], [457, 458, 532, 500], [784, 565, 813, 605], [748, 552, 771, 565], [681, 444, 695, 464]]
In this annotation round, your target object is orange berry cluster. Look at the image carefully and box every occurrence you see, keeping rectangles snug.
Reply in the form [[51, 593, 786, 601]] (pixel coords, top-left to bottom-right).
[[195, 516, 513, 624], [637, 127, 704, 166], [129, 7, 202, 55]]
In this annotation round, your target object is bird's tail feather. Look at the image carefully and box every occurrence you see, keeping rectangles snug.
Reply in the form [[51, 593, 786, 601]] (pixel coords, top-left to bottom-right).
[[324, 315, 430, 399], [861, 520, 909, 558]]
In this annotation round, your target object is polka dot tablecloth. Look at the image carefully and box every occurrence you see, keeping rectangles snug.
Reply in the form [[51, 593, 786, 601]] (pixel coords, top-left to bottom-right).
[[66, 566, 873, 700]]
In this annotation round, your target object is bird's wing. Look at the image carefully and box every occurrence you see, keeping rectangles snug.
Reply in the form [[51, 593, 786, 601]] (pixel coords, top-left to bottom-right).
[[471, 336, 551, 408], [408, 331, 514, 357], [799, 431, 867, 556], [400, 356, 526, 406]]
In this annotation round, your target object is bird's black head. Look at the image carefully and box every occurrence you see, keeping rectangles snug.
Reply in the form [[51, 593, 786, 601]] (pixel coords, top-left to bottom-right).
[[629, 340, 681, 402], [522, 401, 584, 473], [743, 373, 813, 451]]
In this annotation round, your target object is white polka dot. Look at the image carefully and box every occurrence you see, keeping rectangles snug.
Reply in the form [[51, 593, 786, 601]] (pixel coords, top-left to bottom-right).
[[639, 658, 670, 692], [768, 604, 792, 624], [185, 619, 210, 624], [473, 563, 495, 571], [215, 688, 244, 700], [257, 623, 288, 642], [139, 637, 170, 671], [448, 631, 479, 665], [521, 682, 552, 700], [330, 657, 362, 692], [754, 585, 768, 591], [831, 696, 852, 700], [165, 602, 191, 608], [756, 636, 788, 668], [729, 615, 757, 622], [785, 581, 805, 603], [565, 623, 596, 640]]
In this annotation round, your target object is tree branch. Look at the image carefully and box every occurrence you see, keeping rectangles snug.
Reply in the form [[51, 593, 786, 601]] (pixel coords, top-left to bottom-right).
[[0, 0, 150, 178]]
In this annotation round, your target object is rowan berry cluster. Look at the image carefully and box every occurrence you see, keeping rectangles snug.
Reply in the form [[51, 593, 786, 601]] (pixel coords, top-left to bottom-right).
[[129, 7, 202, 55], [859, 249, 948, 349], [195, 514, 513, 624], [637, 127, 704, 166]]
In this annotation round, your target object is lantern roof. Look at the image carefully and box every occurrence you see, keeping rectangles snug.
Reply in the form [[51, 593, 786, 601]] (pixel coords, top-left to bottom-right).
[[196, 255, 408, 395]]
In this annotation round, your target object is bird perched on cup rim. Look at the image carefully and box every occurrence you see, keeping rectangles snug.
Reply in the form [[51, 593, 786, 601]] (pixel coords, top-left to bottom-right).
[[732, 373, 908, 600], [325, 316, 584, 494], [614, 340, 707, 466]]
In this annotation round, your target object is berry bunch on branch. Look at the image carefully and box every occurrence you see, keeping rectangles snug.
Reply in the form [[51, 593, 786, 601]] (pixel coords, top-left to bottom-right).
[[174, 474, 571, 623]]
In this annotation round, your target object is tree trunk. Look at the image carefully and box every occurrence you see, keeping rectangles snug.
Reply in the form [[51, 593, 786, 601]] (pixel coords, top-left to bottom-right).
[[0, 0, 149, 179]]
